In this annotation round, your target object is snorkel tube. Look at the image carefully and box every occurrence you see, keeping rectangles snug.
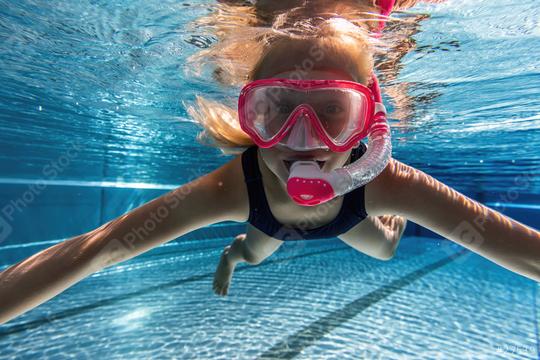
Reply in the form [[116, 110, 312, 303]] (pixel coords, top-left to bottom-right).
[[286, 74, 392, 206]]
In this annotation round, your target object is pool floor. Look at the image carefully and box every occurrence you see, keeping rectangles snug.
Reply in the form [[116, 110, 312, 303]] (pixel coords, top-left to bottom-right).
[[0, 235, 538, 359]]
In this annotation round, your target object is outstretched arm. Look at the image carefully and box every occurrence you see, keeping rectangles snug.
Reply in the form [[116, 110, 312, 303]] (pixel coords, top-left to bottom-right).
[[366, 159, 540, 282], [0, 156, 245, 324]]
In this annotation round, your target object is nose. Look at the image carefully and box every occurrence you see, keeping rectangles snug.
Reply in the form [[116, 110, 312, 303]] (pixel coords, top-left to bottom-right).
[[281, 111, 328, 151]]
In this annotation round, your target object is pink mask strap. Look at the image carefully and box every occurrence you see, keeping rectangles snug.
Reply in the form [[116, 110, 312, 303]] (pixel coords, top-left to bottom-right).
[[368, 73, 383, 103], [375, 0, 396, 34]]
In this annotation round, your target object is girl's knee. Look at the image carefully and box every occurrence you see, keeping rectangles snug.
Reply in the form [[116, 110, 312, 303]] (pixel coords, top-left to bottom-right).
[[232, 234, 265, 265], [375, 216, 405, 260], [375, 232, 401, 261], [374, 243, 396, 261]]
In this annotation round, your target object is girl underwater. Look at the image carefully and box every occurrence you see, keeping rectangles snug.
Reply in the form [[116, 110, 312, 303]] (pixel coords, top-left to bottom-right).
[[1, 0, 539, 324]]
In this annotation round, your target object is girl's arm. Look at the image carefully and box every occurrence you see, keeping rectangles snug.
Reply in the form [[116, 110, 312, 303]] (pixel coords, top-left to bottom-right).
[[365, 159, 540, 282], [0, 156, 247, 325]]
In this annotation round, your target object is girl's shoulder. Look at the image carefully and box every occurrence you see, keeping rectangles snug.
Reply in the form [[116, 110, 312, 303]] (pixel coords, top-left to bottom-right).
[[207, 153, 250, 223]]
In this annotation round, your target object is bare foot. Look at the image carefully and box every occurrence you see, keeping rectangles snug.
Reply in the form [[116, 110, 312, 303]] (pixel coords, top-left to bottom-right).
[[394, 216, 407, 241], [213, 234, 246, 296], [379, 215, 406, 235], [379, 215, 407, 249], [213, 245, 234, 296]]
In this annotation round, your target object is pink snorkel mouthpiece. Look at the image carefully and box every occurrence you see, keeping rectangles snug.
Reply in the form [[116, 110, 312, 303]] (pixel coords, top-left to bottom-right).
[[286, 161, 336, 206]]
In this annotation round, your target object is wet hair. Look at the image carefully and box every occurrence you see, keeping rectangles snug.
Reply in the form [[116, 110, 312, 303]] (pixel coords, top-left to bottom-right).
[[185, 3, 379, 154]]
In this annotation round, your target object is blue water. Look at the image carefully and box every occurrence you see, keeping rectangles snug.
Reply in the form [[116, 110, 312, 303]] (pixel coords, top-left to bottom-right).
[[0, 0, 539, 359]]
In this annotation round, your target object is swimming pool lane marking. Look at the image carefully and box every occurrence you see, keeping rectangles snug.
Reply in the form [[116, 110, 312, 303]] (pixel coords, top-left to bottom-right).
[[0, 245, 463, 340], [0, 245, 351, 337], [256, 250, 468, 360], [0, 177, 179, 190], [486, 202, 540, 210]]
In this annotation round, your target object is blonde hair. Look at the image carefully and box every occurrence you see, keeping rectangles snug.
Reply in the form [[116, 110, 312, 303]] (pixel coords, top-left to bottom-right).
[[185, 3, 379, 155]]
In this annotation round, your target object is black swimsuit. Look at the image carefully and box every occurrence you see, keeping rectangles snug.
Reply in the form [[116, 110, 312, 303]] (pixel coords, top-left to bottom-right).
[[241, 145, 369, 241]]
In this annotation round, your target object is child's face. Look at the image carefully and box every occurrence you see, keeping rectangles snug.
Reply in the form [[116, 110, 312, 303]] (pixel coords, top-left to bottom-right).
[[258, 69, 357, 187]]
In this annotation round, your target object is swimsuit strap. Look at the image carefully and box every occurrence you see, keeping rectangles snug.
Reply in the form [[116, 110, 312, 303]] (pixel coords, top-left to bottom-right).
[[241, 146, 275, 228]]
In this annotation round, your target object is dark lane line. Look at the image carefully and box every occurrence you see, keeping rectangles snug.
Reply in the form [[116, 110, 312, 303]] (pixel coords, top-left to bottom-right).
[[256, 250, 468, 360], [0, 245, 350, 338]]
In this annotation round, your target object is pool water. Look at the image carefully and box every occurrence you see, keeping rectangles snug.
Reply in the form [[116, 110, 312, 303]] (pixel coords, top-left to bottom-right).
[[0, 0, 539, 359], [1, 232, 537, 359]]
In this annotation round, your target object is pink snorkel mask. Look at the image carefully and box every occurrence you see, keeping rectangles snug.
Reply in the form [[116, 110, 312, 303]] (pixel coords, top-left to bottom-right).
[[239, 74, 392, 206], [239, 78, 377, 152]]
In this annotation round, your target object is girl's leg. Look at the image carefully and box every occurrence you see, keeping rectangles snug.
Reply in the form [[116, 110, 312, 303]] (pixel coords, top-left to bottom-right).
[[213, 224, 283, 296], [338, 215, 407, 260]]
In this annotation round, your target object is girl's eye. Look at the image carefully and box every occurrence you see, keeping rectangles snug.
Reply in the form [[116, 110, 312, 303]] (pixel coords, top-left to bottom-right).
[[325, 104, 344, 114], [254, 101, 270, 114]]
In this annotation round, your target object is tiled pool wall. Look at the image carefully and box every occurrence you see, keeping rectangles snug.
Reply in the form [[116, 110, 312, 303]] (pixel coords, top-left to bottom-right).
[[0, 183, 538, 265]]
